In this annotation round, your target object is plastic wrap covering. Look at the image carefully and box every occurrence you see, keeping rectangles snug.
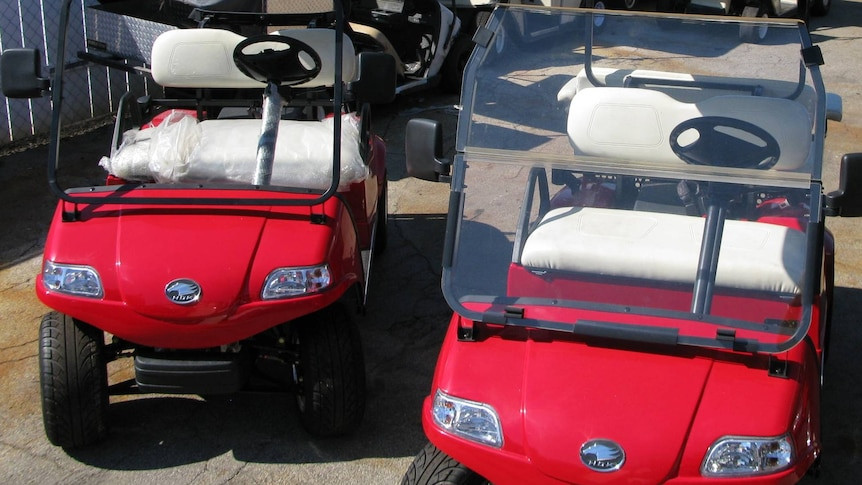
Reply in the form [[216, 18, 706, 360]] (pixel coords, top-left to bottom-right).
[[100, 111, 367, 190]]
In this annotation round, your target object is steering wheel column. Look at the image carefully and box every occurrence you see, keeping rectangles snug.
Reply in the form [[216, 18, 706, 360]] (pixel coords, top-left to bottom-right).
[[669, 116, 780, 315], [232, 35, 323, 186]]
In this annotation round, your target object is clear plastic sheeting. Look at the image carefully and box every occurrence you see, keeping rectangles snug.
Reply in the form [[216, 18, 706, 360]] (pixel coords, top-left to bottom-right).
[[100, 111, 367, 190]]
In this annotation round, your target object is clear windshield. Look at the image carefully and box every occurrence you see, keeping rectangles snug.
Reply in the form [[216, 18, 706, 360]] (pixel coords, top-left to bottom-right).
[[51, 1, 356, 206], [445, 7, 826, 353]]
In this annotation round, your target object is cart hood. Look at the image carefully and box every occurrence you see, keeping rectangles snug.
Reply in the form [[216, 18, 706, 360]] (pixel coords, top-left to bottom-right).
[[520, 340, 711, 482], [116, 210, 266, 320], [110, 205, 329, 321]]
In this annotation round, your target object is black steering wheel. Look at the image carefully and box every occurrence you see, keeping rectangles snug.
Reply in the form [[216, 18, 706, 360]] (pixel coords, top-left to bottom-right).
[[233, 35, 322, 85], [669, 116, 780, 170]]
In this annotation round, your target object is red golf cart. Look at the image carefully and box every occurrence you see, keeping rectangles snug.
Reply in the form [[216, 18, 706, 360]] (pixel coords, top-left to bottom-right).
[[403, 6, 860, 483], [1, 0, 394, 448]]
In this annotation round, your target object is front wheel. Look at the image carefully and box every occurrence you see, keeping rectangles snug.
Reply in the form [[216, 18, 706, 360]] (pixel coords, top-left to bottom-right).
[[291, 303, 366, 436], [39, 312, 109, 448], [401, 442, 489, 485], [374, 178, 389, 253]]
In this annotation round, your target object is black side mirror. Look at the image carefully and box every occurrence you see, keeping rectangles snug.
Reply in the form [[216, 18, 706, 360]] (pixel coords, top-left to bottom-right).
[[1, 48, 50, 98], [350, 52, 396, 105], [825, 153, 862, 217], [405, 118, 450, 182]]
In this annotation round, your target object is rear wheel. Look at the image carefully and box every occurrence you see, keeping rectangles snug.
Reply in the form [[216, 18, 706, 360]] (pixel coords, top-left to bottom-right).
[[811, 0, 830, 16], [739, 6, 769, 43], [401, 442, 489, 485], [584, 0, 608, 31], [292, 304, 366, 436], [441, 35, 474, 94], [39, 312, 109, 448]]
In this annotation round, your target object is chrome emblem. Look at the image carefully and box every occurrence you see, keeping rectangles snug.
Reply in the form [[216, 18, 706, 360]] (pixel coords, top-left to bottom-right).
[[165, 279, 202, 305], [580, 439, 625, 472]]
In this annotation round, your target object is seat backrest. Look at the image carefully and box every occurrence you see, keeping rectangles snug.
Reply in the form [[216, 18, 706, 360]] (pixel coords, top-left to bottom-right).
[[566, 87, 812, 171], [558, 67, 817, 111], [151, 27, 357, 89]]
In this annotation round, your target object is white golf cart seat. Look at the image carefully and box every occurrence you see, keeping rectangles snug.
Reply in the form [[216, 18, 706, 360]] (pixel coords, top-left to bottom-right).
[[102, 28, 367, 190], [151, 27, 357, 88], [565, 86, 813, 172], [347, 22, 406, 75], [520, 85, 814, 295], [557, 67, 818, 114], [519, 206, 805, 295]]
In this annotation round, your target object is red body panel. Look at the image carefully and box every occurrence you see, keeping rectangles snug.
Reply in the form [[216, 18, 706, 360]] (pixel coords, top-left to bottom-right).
[[423, 312, 821, 484], [36, 136, 386, 349]]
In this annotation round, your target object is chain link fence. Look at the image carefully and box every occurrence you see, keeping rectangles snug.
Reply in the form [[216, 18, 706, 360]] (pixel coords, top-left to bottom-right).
[[0, 0, 343, 147], [0, 0, 152, 146]]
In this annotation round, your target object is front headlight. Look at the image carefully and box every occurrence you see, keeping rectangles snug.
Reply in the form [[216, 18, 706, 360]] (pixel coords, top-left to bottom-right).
[[261, 264, 331, 300], [42, 261, 103, 298], [701, 434, 794, 477], [431, 389, 503, 448]]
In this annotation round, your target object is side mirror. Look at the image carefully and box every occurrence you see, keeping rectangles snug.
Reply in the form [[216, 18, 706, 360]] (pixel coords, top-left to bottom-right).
[[350, 52, 396, 104], [1, 48, 50, 98], [825, 153, 862, 217], [405, 118, 450, 182]]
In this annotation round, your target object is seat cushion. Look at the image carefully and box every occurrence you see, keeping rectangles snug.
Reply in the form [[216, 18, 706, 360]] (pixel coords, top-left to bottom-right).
[[520, 207, 805, 294]]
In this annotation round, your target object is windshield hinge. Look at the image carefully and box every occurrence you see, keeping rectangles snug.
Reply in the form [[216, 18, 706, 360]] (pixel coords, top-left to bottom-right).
[[504, 306, 525, 319], [768, 355, 790, 379], [480, 307, 524, 327], [473, 26, 494, 49], [457, 319, 477, 342], [61, 201, 80, 222], [801, 46, 824, 67], [716, 329, 757, 352]]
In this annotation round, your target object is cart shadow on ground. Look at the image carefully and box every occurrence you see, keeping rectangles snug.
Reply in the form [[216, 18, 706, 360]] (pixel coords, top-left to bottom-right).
[[62, 211, 451, 470], [809, 285, 862, 483]]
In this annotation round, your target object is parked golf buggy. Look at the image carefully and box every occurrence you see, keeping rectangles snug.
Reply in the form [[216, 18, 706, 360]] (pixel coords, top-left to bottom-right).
[[404, 6, 860, 484], [657, 0, 831, 38], [87, 0, 487, 96], [1, 0, 395, 448]]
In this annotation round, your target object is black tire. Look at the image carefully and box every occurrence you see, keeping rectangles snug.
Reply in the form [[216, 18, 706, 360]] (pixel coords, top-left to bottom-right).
[[739, 6, 769, 44], [656, 0, 681, 12], [402, 442, 488, 485], [583, 0, 608, 32], [811, 0, 830, 16], [292, 304, 366, 437], [796, 0, 812, 24], [375, 178, 388, 253], [441, 35, 474, 94], [39, 312, 109, 449]]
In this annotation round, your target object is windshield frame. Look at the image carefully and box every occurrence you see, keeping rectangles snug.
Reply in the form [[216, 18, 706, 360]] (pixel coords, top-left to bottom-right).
[[441, 6, 828, 354], [47, 0, 350, 207]]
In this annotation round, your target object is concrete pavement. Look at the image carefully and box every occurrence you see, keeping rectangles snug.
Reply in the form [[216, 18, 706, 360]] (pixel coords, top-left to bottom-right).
[[2, 3, 862, 483]]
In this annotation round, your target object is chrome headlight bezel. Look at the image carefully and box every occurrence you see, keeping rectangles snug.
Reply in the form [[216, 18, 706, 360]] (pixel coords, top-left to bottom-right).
[[261, 264, 331, 300], [431, 389, 503, 448], [42, 261, 103, 298], [701, 434, 794, 477]]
